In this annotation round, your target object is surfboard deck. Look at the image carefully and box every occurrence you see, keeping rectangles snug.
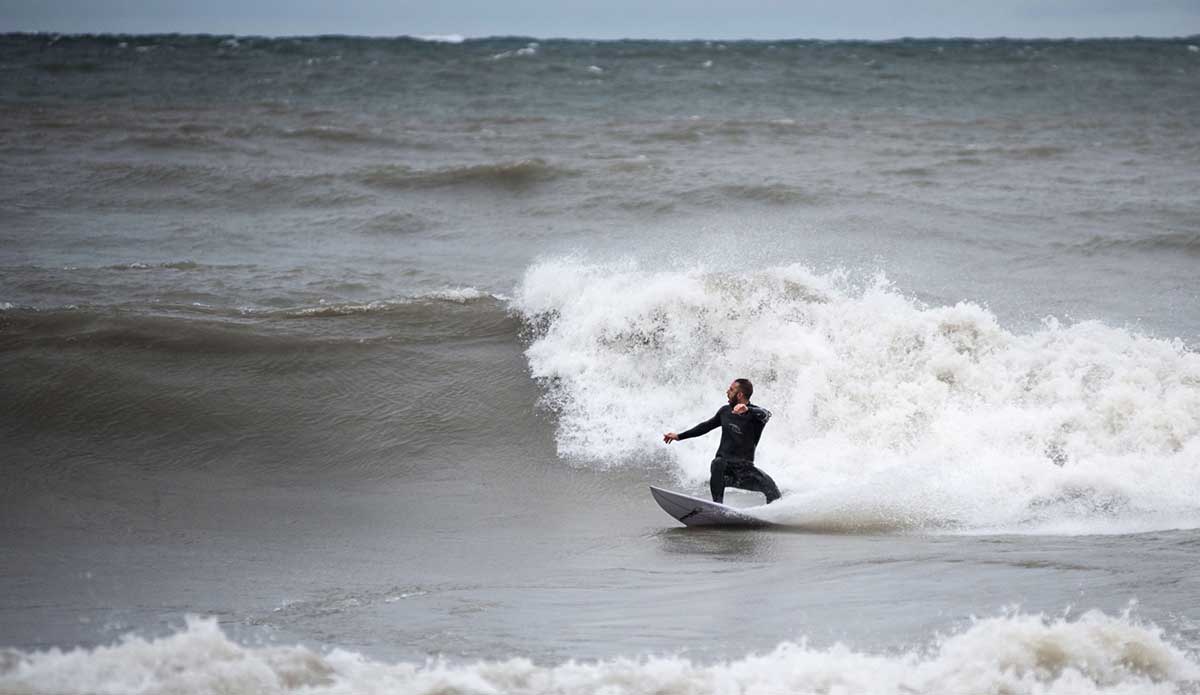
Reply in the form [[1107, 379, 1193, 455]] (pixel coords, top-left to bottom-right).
[[650, 485, 769, 527]]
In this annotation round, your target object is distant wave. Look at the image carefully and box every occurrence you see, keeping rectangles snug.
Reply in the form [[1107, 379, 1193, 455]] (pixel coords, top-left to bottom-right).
[[355, 211, 435, 235], [685, 183, 822, 206], [1, 609, 1195, 695], [1063, 232, 1200, 257], [413, 34, 467, 44], [89, 161, 206, 188], [100, 123, 416, 152], [85, 160, 335, 194], [67, 161, 367, 210], [103, 260, 203, 271], [35, 61, 102, 74], [113, 132, 241, 153], [513, 259, 1200, 535], [279, 125, 403, 147], [639, 118, 822, 144], [354, 159, 574, 190], [0, 309, 321, 354], [272, 289, 505, 318], [946, 145, 1071, 160]]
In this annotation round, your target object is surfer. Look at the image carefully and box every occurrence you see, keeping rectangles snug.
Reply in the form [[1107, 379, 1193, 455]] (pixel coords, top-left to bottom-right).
[[662, 378, 782, 504]]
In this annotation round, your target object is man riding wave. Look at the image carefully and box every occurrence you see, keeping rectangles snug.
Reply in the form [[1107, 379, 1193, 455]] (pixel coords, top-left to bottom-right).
[[663, 378, 782, 504]]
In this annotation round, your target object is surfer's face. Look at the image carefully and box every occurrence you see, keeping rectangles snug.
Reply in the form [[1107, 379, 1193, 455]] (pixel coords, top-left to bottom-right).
[[726, 382, 742, 406]]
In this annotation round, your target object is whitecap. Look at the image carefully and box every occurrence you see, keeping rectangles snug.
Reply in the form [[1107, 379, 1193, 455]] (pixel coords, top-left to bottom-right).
[[415, 34, 466, 44], [1, 610, 1195, 695]]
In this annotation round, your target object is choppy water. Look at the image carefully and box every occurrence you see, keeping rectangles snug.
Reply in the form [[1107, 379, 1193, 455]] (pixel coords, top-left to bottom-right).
[[2, 33, 1199, 694]]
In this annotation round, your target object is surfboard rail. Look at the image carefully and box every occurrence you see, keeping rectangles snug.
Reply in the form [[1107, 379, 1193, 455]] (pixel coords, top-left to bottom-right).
[[649, 485, 769, 527]]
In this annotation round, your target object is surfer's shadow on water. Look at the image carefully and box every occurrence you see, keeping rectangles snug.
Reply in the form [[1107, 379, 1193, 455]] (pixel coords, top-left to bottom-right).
[[651, 526, 780, 561]]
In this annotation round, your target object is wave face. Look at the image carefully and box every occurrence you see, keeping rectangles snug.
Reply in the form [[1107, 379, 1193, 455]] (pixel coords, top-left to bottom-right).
[[514, 259, 1200, 534], [0, 289, 511, 349], [1, 610, 1196, 695]]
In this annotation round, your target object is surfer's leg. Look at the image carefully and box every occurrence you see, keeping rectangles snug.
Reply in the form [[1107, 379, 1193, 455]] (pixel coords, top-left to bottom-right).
[[709, 457, 730, 503], [758, 469, 782, 503], [735, 464, 782, 503]]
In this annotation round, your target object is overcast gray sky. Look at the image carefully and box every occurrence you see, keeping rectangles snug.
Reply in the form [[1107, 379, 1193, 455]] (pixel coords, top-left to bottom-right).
[[2, 0, 1198, 39]]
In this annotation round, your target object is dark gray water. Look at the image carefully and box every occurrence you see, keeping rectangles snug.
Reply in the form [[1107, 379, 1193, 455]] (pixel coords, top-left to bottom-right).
[[2, 34, 1200, 694]]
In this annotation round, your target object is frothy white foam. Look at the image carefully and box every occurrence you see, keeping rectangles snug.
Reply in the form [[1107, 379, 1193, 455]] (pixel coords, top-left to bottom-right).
[[415, 34, 466, 44], [492, 42, 539, 60], [244, 288, 499, 318], [420, 287, 498, 303], [513, 259, 1200, 534], [1, 611, 1195, 695]]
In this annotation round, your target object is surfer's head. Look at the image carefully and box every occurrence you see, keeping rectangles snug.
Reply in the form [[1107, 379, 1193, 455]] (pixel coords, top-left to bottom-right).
[[727, 378, 753, 405]]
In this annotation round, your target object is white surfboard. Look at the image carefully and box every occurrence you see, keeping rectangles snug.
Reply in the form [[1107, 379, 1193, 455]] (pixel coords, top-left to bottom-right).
[[650, 485, 769, 527]]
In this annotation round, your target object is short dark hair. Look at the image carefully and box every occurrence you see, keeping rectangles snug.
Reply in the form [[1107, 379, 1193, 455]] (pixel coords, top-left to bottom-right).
[[733, 378, 753, 400]]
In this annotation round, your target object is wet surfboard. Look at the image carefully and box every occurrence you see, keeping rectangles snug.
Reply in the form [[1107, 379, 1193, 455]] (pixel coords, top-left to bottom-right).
[[650, 485, 769, 527]]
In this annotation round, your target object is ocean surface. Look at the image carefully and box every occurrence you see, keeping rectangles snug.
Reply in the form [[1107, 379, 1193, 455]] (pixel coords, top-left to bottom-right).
[[2, 33, 1200, 694]]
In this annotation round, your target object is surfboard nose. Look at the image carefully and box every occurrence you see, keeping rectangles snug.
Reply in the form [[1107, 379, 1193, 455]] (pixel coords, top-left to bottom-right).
[[649, 485, 768, 527]]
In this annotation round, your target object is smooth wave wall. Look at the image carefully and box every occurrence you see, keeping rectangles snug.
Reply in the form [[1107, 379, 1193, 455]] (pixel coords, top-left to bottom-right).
[[0, 290, 513, 351], [513, 259, 1200, 534], [1, 610, 1195, 695]]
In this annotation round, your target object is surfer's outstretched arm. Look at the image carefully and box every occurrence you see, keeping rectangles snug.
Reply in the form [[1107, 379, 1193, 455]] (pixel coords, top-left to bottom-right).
[[664, 410, 722, 444], [664, 411, 719, 443]]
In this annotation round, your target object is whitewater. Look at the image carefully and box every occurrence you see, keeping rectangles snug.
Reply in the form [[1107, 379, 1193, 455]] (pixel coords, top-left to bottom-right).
[[517, 260, 1200, 535], [3, 610, 1198, 695]]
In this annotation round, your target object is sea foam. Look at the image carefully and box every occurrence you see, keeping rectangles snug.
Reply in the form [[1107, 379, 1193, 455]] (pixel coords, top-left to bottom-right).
[[513, 259, 1200, 535], [0, 610, 1195, 695]]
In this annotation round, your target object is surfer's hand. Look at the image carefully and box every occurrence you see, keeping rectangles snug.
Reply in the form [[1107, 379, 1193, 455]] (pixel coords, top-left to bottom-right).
[[732, 403, 748, 415], [663, 432, 678, 444]]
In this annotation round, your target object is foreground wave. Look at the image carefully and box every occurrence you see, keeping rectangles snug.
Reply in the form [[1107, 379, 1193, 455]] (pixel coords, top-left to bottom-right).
[[1, 610, 1195, 695]]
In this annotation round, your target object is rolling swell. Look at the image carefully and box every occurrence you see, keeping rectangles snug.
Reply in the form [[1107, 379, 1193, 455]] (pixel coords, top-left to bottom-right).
[[43, 161, 356, 211], [1064, 231, 1200, 257], [0, 294, 528, 483], [683, 182, 822, 206], [354, 158, 574, 191], [40, 158, 578, 211], [0, 294, 517, 353]]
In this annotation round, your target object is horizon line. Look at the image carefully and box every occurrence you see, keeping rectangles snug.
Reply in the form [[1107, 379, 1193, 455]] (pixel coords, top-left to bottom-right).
[[5, 30, 1200, 43]]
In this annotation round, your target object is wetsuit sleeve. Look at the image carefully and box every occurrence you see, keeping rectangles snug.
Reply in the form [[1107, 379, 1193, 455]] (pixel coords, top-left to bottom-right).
[[676, 410, 722, 440], [748, 405, 772, 424]]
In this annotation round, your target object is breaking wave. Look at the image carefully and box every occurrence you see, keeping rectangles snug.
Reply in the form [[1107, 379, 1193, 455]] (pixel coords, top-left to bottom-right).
[[513, 259, 1200, 535], [0, 609, 1196, 695]]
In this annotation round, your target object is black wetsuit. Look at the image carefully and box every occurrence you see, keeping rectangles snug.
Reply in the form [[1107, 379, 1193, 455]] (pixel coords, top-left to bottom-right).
[[676, 403, 782, 504]]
